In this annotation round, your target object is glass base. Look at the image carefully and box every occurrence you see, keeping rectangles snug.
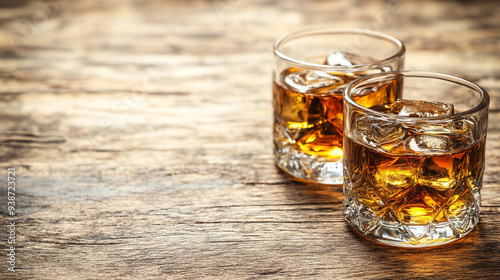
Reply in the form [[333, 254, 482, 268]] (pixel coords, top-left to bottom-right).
[[274, 144, 343, 185], [343, 198, 480, 247]]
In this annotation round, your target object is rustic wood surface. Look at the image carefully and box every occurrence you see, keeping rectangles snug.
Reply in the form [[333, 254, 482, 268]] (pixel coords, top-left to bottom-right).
[[0, 0, 499, 279]]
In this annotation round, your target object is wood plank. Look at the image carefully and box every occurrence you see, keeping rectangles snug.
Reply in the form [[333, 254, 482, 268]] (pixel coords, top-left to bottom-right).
[[0, 0, 499, 279]]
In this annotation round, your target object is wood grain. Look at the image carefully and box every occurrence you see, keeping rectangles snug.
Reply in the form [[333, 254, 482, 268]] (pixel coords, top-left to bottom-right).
[[0, 0, 499, 279]]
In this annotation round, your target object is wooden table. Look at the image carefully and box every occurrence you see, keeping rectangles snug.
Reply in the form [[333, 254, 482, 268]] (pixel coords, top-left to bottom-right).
[[1, 0, 499, 279]]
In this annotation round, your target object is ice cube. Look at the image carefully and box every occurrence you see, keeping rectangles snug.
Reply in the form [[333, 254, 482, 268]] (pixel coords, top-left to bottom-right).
[[412, 135, 452, 152], [369, 155, 417, 199], [284, 69, 344, 94], [371, 123, 405, 145], [275, 85, 311, 130], [418, 157, 457, 192], [297, 122, 343, 159], [351, 115, 406, 151], [368, 120, 406, 152], [325, 51, 354, 66], [350, 115, 373, 147], [352, 74, 403, 109], [324, 51, 377, 66], [406, 125, 474, 154], [390, 100, 454, 117]]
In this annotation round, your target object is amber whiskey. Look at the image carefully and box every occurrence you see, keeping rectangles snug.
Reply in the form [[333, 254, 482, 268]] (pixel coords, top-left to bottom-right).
[[273, 67, 401, 160], [344, 111, 484, 244]]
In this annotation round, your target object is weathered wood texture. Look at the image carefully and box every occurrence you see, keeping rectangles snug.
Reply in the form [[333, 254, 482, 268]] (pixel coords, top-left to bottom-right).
[[0, 0, 499, 279]]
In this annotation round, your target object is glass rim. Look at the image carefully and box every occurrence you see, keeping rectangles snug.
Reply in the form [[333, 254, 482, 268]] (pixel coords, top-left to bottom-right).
[[273, 27, 406, 71], [344, 71, 490, 121]]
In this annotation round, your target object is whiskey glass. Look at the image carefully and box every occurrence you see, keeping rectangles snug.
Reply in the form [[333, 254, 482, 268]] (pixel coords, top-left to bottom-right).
[[343, 71, 489, 247], [273, 27, 405, 184]]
